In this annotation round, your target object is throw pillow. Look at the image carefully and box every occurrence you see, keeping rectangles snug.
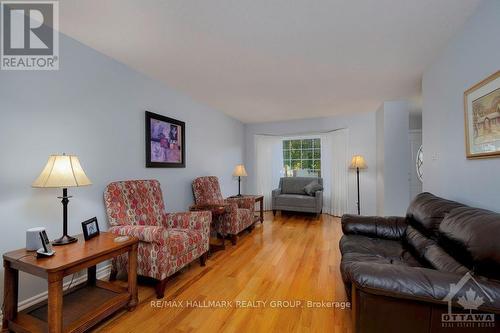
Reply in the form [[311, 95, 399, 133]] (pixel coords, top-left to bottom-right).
[[303, 181, 323, 196]]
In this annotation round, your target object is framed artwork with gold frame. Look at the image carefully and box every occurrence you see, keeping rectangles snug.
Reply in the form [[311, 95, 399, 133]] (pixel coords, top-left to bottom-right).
[[464, 71, 500, 159]]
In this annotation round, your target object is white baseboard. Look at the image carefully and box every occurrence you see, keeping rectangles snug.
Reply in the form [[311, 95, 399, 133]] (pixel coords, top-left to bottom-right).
[[0, 264, 112, 323]]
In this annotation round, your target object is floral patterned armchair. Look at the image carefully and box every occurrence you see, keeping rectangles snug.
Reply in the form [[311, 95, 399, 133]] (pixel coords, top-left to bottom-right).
[[104, 180, 211, 298], [192, 176, 255, 245]]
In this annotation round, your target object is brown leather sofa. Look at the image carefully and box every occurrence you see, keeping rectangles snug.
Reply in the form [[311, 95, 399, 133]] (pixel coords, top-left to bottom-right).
[[340, 192, 500, 333]]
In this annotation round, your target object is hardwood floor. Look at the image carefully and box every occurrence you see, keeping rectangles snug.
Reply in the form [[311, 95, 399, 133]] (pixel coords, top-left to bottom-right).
[[93, 212, 352, 333]]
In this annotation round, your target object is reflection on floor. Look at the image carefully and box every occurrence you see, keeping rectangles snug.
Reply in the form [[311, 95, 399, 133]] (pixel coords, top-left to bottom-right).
[[94, 212, 352, 333]]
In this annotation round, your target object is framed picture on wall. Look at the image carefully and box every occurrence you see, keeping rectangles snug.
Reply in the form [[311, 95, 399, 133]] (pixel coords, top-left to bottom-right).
[[145, 111, 186, 167], [464, 71, 500, 159]]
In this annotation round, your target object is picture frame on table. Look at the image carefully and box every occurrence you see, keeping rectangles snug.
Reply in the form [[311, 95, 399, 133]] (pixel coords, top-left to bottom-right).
[[145, 111, 186, 168], [464, 71, 500, 159], [82, 217, 100, 241]]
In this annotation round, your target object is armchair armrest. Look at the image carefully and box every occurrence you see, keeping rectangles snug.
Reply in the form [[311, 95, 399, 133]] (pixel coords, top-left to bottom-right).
[[341, 214, 407, 240], [348, 263, 500, 313], [272, 189, 281, 209], [190, 203, 223, 211], [225, 196, 255, 212], [315, 190, 323, 212], [108, 225, 168, 245], [164, 211, 211, 233], [224, 202, 238, 214]]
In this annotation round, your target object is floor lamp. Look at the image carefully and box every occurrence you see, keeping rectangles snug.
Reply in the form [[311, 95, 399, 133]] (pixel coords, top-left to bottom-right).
[[349, 155, 367, 215]]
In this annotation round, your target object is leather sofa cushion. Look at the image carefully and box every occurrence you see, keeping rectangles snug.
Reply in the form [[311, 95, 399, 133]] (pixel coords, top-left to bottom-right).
[[406, 192, 464, 240], [281, 177, 322, 194], [341, 235, 404, 257], [340, 235, 422, 267], [340, 236, 422, 296], [275, 194, 316, 208], [342, 215, 406, 240], [340, 252, 418, 287], [404, 226, 468, 274], [424, 245, 468, 275], [404, 226, 434, 260], [439, 207, 500, 279]]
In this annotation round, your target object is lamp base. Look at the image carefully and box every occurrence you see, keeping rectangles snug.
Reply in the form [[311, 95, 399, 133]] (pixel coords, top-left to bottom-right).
[[52, 235, 78, 246]]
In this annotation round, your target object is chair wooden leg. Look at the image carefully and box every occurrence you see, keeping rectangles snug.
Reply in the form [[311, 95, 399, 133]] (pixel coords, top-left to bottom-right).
[[273, 210, 276, 216], [230, 235, 237, 245], [155, 278, 168, 299], [109, 268, 118, 281], [199, 252, 208, 267]]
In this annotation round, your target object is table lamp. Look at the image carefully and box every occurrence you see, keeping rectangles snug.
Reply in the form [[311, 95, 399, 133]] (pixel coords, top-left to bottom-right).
[[32, 154, 92, 245], [349, 155, 367, 215], [232, 164, 247, 197]]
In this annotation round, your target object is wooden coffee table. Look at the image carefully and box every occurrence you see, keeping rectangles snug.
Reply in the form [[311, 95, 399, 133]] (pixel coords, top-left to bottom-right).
[[2, 232, 138, 333]]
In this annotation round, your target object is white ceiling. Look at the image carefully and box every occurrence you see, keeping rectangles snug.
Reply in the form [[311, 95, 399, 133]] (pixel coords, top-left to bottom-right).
[[58, 0, 481, 123]]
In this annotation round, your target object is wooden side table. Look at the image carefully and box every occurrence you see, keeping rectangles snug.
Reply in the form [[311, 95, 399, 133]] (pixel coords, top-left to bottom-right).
[[190, 204, 227, 252], [252, 195, 264, 224], [2, 232, 138, 333]]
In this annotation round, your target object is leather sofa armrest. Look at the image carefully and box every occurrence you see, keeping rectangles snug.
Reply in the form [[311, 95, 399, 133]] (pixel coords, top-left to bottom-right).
[[348, 263, 500, 313], [341, 214, 406, 240]]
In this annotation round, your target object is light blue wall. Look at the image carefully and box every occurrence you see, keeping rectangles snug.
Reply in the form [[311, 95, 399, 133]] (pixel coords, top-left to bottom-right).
[[244, 112, 378, 215], [0, 34, 244, 302], [422, 0, 500, 211], [376, 104, 385, 215], [376, 101, 410, 216]]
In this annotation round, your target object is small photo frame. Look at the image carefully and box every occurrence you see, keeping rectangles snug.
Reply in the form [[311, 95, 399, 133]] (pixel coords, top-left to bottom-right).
[[82, 217, 100, 241]]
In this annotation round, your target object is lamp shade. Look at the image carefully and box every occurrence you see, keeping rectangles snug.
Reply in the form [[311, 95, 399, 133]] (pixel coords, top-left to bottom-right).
[[32, 154, 92, 188], [349, 155, 367, 169], [232, 164, 248, 177]]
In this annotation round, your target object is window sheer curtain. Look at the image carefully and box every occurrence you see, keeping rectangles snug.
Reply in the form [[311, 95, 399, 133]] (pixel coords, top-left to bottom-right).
[[321, 129, 350, 216], [255, 135, 283, 210]]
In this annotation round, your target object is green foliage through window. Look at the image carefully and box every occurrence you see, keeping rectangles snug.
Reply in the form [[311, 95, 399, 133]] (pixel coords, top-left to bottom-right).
[[282, 138, 321, 177]]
